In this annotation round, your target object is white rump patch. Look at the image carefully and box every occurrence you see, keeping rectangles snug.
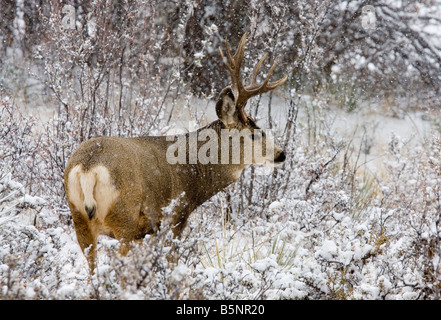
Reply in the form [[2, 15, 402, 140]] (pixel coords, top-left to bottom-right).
[[67, 164, 120, 222]]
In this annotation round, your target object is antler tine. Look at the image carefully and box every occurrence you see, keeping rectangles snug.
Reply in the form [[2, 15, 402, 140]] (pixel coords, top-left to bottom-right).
[[219, 32, 287, 124], [219, 32, 247, 73], [250, 52, 268, 86], [247, 57, 288, 94], [266, 73, 288, 90], [219, 32, 249, 122]]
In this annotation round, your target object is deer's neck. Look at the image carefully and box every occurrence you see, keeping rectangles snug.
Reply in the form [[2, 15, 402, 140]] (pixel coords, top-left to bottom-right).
[[171, 120, 246, 213], [136, 121, 246, 234]]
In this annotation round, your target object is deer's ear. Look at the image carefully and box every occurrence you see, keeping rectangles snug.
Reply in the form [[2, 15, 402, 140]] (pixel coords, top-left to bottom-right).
[[216, 87, 238, 127]]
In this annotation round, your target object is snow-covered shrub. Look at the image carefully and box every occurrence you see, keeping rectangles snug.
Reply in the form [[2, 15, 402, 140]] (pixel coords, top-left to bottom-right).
[[0, 172, 48, 299], [0, 98, 68, 209], [1, 0, 441, 301], [0, 172, 45, 224], [0, 98, 41, 192], [372, 134, 441, 299], [87, 229, 199, 299], [1, 98, 440, 299]]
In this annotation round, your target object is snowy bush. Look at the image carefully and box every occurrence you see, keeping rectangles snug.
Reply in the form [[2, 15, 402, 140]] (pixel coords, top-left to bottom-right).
[[1, 96, 441, 299], [1, 0, 440, 300]]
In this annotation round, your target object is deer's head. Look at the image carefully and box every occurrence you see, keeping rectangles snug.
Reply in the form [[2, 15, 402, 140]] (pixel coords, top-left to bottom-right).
[[216, 32, 287, 167]]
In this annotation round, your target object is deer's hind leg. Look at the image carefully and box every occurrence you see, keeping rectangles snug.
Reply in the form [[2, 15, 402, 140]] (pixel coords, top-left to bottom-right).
[[103, 199, 150, 255], [70, 204, 98, 273]]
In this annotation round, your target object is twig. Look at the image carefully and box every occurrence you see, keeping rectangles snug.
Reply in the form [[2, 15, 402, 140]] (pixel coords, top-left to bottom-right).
[[305, 149, 340, 198]]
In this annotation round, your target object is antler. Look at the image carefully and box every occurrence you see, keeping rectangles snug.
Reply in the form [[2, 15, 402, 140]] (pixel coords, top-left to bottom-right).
[[219, 32, 288, 123]]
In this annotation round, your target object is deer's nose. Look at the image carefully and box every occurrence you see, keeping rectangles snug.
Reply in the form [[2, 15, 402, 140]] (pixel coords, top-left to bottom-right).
[[275, 151, 286, 163]]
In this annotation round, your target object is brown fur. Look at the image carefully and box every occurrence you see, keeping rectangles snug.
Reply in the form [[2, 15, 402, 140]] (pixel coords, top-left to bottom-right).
[[64, 34, 287, 272]]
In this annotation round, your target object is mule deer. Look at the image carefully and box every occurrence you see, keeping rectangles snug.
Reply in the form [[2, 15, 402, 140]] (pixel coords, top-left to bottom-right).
[[64, 32, 287, 271]]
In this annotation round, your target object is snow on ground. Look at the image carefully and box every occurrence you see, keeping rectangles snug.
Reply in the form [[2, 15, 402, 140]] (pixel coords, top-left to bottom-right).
[[1, 94, 440, 299]]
